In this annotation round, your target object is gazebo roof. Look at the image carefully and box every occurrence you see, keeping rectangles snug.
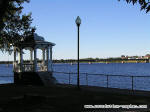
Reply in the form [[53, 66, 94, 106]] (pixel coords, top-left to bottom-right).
[[33, 33, 55, 46], [34, 33, 45, 41], [15, 33, 55, 49]]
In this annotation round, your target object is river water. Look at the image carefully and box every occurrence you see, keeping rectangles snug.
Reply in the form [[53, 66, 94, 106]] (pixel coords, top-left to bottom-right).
[[1, 63, 150, 91]]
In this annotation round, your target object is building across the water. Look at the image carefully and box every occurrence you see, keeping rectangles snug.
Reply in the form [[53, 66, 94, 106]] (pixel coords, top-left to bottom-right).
[[13, 33, 57, 85]]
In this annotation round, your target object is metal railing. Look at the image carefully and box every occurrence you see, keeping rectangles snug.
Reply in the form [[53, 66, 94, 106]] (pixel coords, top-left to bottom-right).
[[0, 71, 149, 91], [53, 71, 150, 91]]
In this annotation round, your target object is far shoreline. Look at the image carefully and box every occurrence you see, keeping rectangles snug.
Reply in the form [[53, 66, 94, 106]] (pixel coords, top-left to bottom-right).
[[0, 59, 149, 64]]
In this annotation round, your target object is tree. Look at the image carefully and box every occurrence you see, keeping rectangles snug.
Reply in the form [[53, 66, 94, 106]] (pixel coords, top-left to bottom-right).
[[119, 0, 150, 12], [0, 0, 35, 52]]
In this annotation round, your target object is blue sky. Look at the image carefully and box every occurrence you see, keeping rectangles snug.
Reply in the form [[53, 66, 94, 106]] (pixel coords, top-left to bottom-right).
[[1, 0, 150, 61]]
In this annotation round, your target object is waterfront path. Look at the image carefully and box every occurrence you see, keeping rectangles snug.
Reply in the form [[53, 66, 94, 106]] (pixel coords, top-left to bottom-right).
[[0, 84, 149, 112]]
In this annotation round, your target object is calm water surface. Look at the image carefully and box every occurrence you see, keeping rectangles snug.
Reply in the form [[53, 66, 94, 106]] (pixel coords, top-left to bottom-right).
[[0, 63, 150, 91], [53, 63, 150, 76]]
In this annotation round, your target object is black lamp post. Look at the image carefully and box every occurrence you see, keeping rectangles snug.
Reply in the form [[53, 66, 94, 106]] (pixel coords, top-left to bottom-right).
[[75, 16, 81, 89]]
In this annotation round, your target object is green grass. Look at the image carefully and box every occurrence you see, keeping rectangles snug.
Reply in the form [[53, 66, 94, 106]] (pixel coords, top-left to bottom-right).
[[0, 84, 149, 112]]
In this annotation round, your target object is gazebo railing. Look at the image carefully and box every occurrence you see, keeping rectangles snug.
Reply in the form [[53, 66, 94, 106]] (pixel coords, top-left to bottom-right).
[[13, 62, 50, 72], [23, 63, 48, 72], [37, 63, 47, 71], [13, 63, 34, 72], [22, 63, 34, 72]]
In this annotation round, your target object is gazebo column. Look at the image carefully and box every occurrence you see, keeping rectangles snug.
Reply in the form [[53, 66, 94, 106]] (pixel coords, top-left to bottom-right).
[[34, 48, 37, 72], [14, 49, 16, 62], [13, 48, 16, 71], [42, 49, 45, 66], [46, 46, 50, 71], [30, 49, 33, 63], [50, 46, 53, 72], [18, 48, 23, 72]]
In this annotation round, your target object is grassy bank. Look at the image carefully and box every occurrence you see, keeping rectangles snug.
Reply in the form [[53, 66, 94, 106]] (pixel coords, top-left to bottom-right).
[[0, 84, 149, 112]]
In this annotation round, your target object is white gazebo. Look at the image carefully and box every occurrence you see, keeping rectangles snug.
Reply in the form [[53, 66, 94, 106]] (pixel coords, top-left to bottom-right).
[[13, 33, 55, 73]]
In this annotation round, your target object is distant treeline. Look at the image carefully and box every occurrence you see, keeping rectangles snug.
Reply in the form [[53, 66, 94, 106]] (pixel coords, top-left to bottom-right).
[[0, 61, 13, 64], [53, 58, 149, 63], [0, 58, 149, 64]]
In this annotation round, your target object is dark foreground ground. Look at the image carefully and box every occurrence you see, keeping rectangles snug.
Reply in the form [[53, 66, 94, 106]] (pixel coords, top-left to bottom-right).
[[0, 84, 150, 112]]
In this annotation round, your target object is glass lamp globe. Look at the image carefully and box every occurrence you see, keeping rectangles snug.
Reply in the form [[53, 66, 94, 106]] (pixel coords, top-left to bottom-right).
[[75, 16, 81, 26]]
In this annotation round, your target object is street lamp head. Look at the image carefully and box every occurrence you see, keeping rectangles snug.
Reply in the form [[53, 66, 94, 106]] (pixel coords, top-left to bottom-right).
[[75, 16, 81, 26]]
